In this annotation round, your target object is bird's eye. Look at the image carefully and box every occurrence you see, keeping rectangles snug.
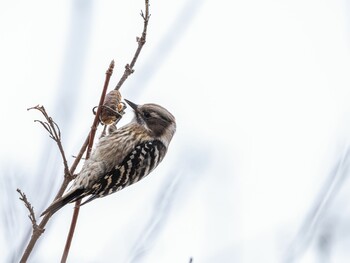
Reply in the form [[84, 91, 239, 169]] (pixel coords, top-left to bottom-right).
[[143, 111, 151, 118]]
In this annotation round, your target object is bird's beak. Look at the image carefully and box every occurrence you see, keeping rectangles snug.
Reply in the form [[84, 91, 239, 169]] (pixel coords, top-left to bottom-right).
[[125, 99, 139, 111]]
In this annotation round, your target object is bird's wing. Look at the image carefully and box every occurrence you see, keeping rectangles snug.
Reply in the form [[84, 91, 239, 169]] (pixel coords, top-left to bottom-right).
[[80, 140, 166, 206]]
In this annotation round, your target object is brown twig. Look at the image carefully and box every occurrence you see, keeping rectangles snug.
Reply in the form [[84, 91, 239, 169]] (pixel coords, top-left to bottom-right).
[[19, 109, 89, 263], [115, 0, 150, 90], [27, 105, 73, 181], [61, 60, 115, 263], [17, 189, 40, 232], [17, 189, 45, 263]]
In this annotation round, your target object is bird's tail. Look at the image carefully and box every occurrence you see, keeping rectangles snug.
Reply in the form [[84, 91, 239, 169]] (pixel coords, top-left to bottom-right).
[[40, 188, 85, 216]]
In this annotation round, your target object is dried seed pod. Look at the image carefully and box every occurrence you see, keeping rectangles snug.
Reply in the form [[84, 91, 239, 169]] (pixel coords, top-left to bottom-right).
[[100, 90, 125, 125]]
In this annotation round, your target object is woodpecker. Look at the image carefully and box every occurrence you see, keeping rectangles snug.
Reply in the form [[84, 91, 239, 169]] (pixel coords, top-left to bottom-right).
[[41, 99, 176, 216]]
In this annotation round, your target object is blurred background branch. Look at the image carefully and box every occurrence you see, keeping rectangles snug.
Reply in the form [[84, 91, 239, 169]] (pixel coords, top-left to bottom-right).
[[284, 144, 350, 263]]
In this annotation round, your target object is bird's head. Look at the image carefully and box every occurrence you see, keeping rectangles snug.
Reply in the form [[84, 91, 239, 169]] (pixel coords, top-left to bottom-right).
[[125, 99, 176, 147]]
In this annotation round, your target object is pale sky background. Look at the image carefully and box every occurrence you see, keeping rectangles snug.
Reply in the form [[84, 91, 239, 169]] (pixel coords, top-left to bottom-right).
[[1, 0, 350, 262]]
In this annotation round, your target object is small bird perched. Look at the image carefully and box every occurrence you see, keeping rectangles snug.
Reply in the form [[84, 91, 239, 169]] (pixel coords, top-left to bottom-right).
[[41, 99, 176, 216]]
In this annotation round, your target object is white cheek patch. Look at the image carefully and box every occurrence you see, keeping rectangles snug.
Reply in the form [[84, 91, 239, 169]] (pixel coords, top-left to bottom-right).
[[144, 123, 151, 133]]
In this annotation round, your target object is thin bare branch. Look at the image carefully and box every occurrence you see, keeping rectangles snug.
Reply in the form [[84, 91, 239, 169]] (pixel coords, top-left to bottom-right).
[[19, 110, 86, 262], [17, 189, 39, 231], [28, 106, 72, 181], [115, 0, 150, 90], [61, 60, 115, 263]]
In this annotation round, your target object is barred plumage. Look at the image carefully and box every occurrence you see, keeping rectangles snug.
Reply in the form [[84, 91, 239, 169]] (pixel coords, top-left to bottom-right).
[[41, 100, 176, 216]]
